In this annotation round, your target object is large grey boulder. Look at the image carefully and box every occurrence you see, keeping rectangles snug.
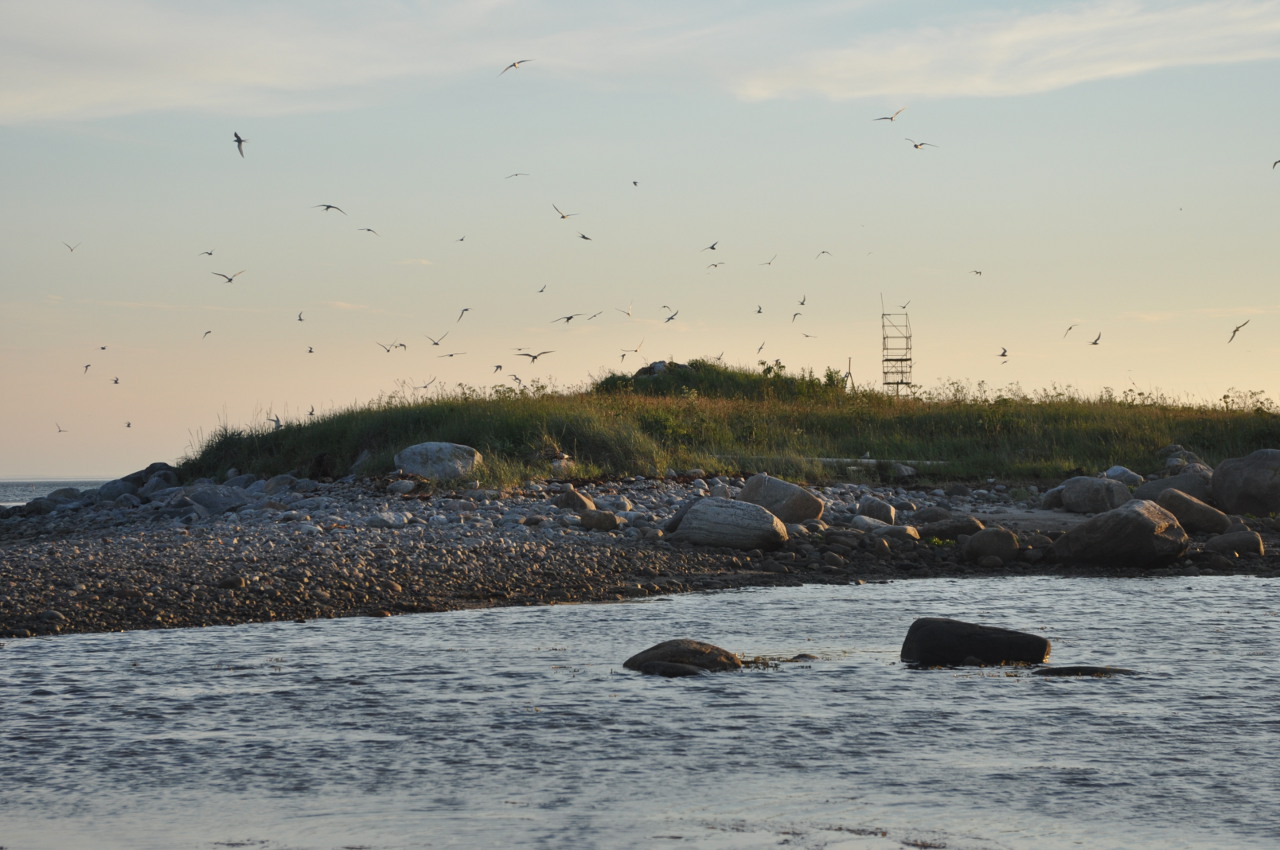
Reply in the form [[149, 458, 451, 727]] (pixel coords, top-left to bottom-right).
[[1133, 472, 1213, 504], [97, 479, 140, 501], [624, 639, 742, 675], [1051, 499, 1189, 568], [1104, 465, 1144, 487], [393, 442, 482, 480], [917, 515, 985, 540], [1059, 476, 1131, 513], [900, 617, 1051, 667], [857, 495, 896, 525], [962, 527, 1021, 565], [736, 473, 823, 523], [1204, 530, 1265, 557], [185, 484, 252, 515], [1155, 489, 1230, 534], [667, 497, 787, 549], [1211, 449, 1280, 516]]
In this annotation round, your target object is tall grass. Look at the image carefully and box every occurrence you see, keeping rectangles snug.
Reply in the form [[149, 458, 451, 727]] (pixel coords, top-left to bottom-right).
[[179, 360, 1280, 487]]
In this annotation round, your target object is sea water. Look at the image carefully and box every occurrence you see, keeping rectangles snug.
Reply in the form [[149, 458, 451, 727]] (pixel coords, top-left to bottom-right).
[[1, 576, 1276, 849], [0, 479, 110, 508]]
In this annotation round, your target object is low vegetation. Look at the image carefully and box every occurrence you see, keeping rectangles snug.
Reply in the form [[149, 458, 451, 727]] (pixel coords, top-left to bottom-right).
[[179, 359, 1280, 488]]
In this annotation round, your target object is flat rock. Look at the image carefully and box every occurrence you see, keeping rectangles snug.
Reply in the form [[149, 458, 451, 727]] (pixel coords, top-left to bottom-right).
[[624, 639, 742, 673], [900, 617, 1051, 667], [667, 497, 787, 549]]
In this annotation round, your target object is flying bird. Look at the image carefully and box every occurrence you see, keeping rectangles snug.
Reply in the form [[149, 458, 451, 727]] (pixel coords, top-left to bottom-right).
[[307, 346, 314, 354], [438, 351, 466, 358], [707, 262, 724, 269], [457, 307, 471, 322], [297, 312, 304, 322], [357, 228, 379, 236], [314, 204, 346, 214], [307, 406, 315, 417], [517, 350, 554, 363], [112, 377, 119, 384], [998, 348, 1008, 358], [233, 132, 247, 157], [56, 423, 67, 433], [1274, 160, 1279, 170], [425, 332, 448, 346], [798, 294, 807, 306], [907, 139, 937, 149], [701, 241, 718, 251], [874, 108, 906, 122], [500, 59, 533, 75], [552, 314, 583, 323], [757, 341, 766, 354], [970, 270, 983, 276], [553, 204, 577, 219], [899, 300, 911, 310], [760, 254, 777, 266], [125, 422, 131, 428], [1228, 320, 1250, 343], [62, 242, 80, 253], [1090, 333, 1102, 345], [83, 364, 91, 373], [493, 365, 503, 373], [212, 270, 245, 282], [537, 284, 546, 293], [664, 310, 679, 323], [792, 312, 802, 323], [506, 173, 529, 178], [267, 415, 282, 431], [199, 249, 214, 256], [577, 232, 592, 241], [756, 305, 763, 314], [815, 250, 831, 259], [1063, 324, 1078, 338], [202, 330, 212, 339]]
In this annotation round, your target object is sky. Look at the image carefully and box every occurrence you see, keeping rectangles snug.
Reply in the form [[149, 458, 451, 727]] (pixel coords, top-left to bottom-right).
[[3, 0, 1279, 478]]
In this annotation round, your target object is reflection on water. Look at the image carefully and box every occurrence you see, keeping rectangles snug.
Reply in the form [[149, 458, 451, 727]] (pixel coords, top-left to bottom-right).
[[2, 576, 1277, 850]]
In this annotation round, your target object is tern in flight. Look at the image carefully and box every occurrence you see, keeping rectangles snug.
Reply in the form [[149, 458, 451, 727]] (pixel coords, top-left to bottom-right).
[[816, 250, 831, 259], [1063, 324, 1078, 338], [314, 204, 346, 214], [552, 314, 583, 323], [1274, 160, 1279, 169], [62, 242, 80, 253], [537, 284, 546, 293], [202, 330, 212, 339], [83, 364, 91, 374], [664, 310, 679, 323], [212, 270, 245, 282], [125, 422, 131, 428], [493, 365, 503, 373], [425, 332, 448, 346], [416, 378, 437, 390], [970, 270, 983, 276], [798, 294, 807, 306], [233, 132, 247, 157], [760, 254, 777, 266], [702, 241, 718, 251], [757, 341, 766, 354], [517, 350, 554, 363], [553, 204, 577, 219], [792, 312, 802, 323], [308, 406, 315, 417], [875, 108, 906, 122], [500, 59, 533, 75], [56, 423, 67, 433], [358, 228, 379, 236], [907, 139, 937, 149], [457, 307, 471, 322], [438, 352, 466, 358], [577, 232, 592, 240], [297, 312, 304, 322], [267, 415, 282, 430], [506, 172, 529, 178], [899, 300, 911, 310], [199, 249, 214, 256], [112, 377, 119, 384], [1228, 320, 1250, 343], [756, 305, 763, 314], [616, 302, 633, 317], [307, 346, 314, 354], [1090, 333, 1102, 345], [998, 348, 1008, 358]]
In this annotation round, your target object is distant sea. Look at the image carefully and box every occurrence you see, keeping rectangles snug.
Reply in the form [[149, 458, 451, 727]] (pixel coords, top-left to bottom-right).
[[0, 479, 111, 508]]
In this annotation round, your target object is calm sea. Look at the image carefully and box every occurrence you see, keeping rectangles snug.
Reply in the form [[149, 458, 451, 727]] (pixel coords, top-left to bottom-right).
[[1, 576, 1276, 849], [0, 479, 111, 508]]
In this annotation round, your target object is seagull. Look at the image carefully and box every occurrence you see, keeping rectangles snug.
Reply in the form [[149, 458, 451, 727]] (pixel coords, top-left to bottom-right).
[[425, 332, 448, 345], [314, 204, 346, 214], [757, 341, 766, 354], [416, 378, 437, 390], [212, 270, 245, 282], [506, 173, 529, 178], [307, 405, 315, 417], [587, 311, 603, 320], [664, 310, 679, 323], [376, 341, 394, 353], [297, 312, 304, 322], [537, 284, 546, 293], [907, 139, 937, 149], [899, 300, 911, 309], [457, 307, 471, 322], [552, 314, 584, 323], [1090, 333, 1102, 345], [756, 305, 763, 314], [199, 249, 214, 256], [56, 423, 67, 433], [701, 241, 718, 251], [233, 132, 247, 157], [970, 270, 983, 276], [616, 302, 633, 317], [707, 262, 724, 269], [792, 312, 802, 323], [267, 415, 282, 431], [202, 330, 212, 339], [1063, 324, 1078, 338], [874, 108, 906, 122], [438, 351, 466, 358], [357, 228, 379, 236], [517, 350, 554, 363], [577, 232, 592, 241], [307, 346, 314, 354], [83, 364, 91, 373], [62, 242, 80, 253], [760, 254, 777, 266], [798, 294, 807, 306], [500, 59, 533, 75], [112, 377, 119, 384], [553, 204, 577, 219], [493, 364, 503, 373], [621, 339, 644, 354], [998, 347, 1008, 358], [1228, 320, 1250, 343], [815, 250, 831, 259]]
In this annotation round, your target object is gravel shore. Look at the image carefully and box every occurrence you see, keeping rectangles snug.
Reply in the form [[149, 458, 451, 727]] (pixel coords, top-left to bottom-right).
[[3, 473, 1277, 638]]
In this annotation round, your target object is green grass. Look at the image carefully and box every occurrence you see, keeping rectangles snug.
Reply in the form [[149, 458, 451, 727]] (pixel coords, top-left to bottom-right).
[[178, 360, 1280, 488]]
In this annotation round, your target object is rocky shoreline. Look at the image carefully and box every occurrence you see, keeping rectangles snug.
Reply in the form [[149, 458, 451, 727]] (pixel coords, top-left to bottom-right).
[[4, 455, 1279, 639]]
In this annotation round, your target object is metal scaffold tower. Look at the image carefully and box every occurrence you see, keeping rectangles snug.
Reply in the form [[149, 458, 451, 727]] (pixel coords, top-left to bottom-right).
[[881, 310, 913, 395]]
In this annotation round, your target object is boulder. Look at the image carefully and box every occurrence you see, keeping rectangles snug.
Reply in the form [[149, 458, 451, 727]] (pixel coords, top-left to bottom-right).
[[1155, 489, 1230, 534], [1204, 530, 1265, 557], [900, 617, 1051, 667], [917, 515, 985, 540], [962, 527, 1021, 565], [1051, 499, 1189, 568], [667, 497, 788, 549], [736, 473, 824, 523], [97, 479, 139, 501], [856, 495, 895, 525], [579, 509, 620, 531], [393, 442, 482, 480], [1060, 476, 1131, 513], [623, 639, 742, 674], [910, 506, 954, 524], [1211, 449, 1280, 516], [185, 484, 252, 515], [553, 488, 596, 511], [1133, 472, 1213, 504], [1103, 465, 1144, 487]]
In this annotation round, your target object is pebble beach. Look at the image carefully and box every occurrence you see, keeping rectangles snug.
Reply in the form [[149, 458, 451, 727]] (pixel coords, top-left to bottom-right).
[[3, 468, 1278, 639]]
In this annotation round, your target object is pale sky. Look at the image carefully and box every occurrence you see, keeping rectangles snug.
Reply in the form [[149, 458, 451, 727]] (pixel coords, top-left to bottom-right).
[[3, 0, 1279, 477]]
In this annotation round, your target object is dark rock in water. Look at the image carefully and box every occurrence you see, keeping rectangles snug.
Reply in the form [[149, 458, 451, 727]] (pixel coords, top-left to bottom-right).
[[624, 639, 742, 674], [636, 661, 708, 678], [900, 617, 1051, 667], [1032, 665, 1136, 677]]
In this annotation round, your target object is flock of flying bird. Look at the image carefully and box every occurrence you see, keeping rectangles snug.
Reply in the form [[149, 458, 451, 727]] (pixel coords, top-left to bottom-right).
[[52, 59, 1266, 435]]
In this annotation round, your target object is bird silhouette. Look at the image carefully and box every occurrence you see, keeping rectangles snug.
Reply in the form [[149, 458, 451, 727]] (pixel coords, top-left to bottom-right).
[[297, 312, 304, 322], [907, 139, 937, 149], [56, 423, 67, 433], [815, 250, 831, 259], [760, 254, 777, 266], [457, 307, 471, 322], [233, 132, 247, 157], [664, 310, 679, 323], [998, 347, 1008, 358], [874, 108, 906, 122], [792, 312, 802, 322], [506, 172, 529, 178], [757, 341, 766, 354], [199, 249, 214, 256], [112, 377, 119, 384], [438, 351, 466, 358], [899, 300, 911, 310], [212, 270, 245, 282], [702, 241, 718, 251], [83, 364, 91, 374], [970, 270, 983, 276], [577, 232, 592, 240], [1063, 324, 1078, 338], [314, 204, 346, 214], [517, 350, 554, 363], [357, 228, 379, 236], [425, 332, 448, 346], [1090, 333, 1101, 345], [1229, 320, 1250, 343], [202, 330, 212, 339], [307, 406, 315, 417], [267, 415, 282, 430], [62, 242, 80, 253], [500, 59, 533, 75], [553, 204, 577, 219], [552, 314, 583, 323]]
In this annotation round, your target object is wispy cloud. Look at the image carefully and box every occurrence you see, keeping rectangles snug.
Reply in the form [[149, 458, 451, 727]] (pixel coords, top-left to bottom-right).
[[736, 1, 1280, 101]]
